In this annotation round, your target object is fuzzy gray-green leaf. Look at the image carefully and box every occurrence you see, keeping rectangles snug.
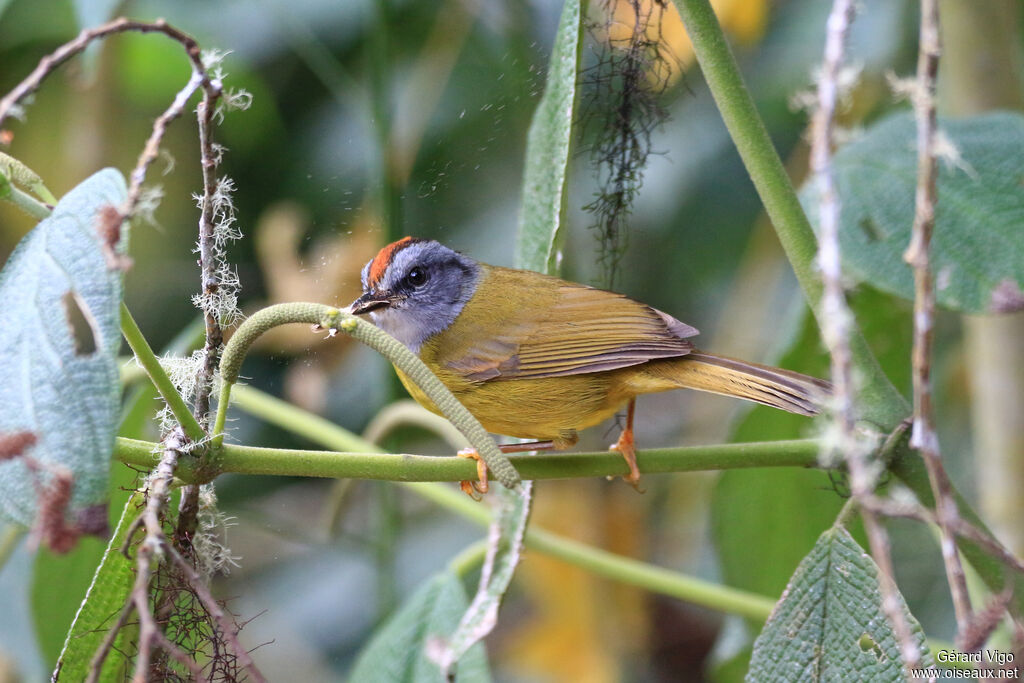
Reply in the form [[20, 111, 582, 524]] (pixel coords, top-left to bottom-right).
[[802, 111, 1024, 313], [747, 527, 932, 682], [0, 169, 127, 535], [514, 0, 582, 276]]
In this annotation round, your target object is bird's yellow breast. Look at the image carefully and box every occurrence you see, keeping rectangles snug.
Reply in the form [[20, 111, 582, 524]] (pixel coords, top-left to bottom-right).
[[393, 265, 677, 439]]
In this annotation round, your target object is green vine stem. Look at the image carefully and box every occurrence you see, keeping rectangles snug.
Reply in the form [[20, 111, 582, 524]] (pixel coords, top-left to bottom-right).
[[670, 0, 907, 428], [214, 302, 520, 489], [112, 392, 974, 644], [890, 451, 1024, 617], [121, 383, 785, 621], [120, 303, 206, 443], [0, 151, 58, 203], [114, 435, 821, 484], [362, 399, 470, 450]]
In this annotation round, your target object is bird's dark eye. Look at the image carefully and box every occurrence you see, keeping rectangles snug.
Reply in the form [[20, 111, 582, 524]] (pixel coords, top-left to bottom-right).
[[405, 267, 428, 288]]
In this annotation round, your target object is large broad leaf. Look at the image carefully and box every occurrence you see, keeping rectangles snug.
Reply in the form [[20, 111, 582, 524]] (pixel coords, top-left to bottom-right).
[[514, 0, 582, 275], [0, 169, 127, 537], [802, 111, 1024, 314], [50, 492, 142, 682], [747, 526, 933, 681], [349, 570, 491, 683]]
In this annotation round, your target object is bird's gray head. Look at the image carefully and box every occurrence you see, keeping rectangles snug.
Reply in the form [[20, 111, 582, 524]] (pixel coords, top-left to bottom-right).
[[349, 237, 481, 352]]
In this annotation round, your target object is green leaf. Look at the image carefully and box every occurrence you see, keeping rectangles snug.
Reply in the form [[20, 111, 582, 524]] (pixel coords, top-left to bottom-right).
[[712, 306, 845, 600], [803, 111, 1024, 313], [514, 0, 582, 275], [32, 461, 139, 667], [51, 491, 143, 682], [747, 527, 933, 682], [428, 482, 531, 677], [0, 169, 128, 536], [349, 570, 491, 683]]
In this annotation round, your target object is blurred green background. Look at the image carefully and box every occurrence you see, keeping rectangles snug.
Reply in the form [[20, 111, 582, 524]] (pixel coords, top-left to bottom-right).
[[1, 0, 1020, 680]]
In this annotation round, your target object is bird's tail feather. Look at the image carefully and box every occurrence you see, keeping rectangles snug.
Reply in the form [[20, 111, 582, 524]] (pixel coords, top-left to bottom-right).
[[662, 351, 831, 417]]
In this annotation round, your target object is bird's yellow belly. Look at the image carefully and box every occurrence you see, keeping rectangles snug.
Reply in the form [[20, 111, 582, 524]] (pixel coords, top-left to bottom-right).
[[395, 366, 636, 441]]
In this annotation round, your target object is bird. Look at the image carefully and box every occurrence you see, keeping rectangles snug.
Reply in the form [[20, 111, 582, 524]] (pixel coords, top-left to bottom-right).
[[349, 237, 830, 495]]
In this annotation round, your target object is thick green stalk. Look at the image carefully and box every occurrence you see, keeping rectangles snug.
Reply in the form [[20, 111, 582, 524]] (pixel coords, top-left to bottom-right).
[[115, 435, 821, 483], [670, 0, 907, 428], [120, 303, 206, 443]]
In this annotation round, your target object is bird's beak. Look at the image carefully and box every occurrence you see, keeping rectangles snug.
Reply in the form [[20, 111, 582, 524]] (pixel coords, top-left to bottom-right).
[[349, 291, 392, 315]]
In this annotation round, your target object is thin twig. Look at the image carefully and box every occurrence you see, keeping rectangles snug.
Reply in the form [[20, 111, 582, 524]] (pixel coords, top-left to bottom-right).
[[86, 592, 137, 683], [0, 17, 215, 222], [191, 89, 225, 430], [861, 495, 1024, 578], [902, 0, 974, 642], [175, 59, 226, 562], [0, 18, 205, 129], [811, 0, 922, 672], [812, 1, 857, 460], [122, 69, 208, 219]]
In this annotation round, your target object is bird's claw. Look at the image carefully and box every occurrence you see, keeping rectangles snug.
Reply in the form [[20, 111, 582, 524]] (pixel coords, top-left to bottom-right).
[[609, 429, 643, 491], [457, 448, 489, 500]]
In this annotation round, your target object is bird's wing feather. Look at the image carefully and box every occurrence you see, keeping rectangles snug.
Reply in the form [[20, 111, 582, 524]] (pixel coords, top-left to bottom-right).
[[447, 277, 698, 381]]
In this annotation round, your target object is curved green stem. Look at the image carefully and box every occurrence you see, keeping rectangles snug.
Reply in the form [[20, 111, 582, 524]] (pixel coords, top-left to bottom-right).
[[362, 399, 470, 451], [214, 303, 519, 488], [1, 179, 52, 219], [448, 540, 489, 578], [670, 0, 908, 428], [120, 303, 206, 443]]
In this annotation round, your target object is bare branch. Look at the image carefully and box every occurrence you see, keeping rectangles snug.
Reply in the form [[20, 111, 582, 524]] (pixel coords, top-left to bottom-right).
[[811, 0, 923, 672], [121, 69, 209, 221], [0, 17, 235, 241], [861, 495, 1024, 578], [902, 0, 975, 642], [0, 18, 205, 129]]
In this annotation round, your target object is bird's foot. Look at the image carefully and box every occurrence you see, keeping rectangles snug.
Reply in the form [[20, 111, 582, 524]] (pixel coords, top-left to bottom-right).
[[609, 428, 643, 491], [456, 448, 489, 500]]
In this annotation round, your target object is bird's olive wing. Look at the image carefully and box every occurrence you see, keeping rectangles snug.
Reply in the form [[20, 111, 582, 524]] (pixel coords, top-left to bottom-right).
[[447, 281, 698, 381]]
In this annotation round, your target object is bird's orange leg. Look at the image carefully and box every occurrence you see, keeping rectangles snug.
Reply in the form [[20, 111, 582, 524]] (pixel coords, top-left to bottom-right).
[[456, 441, 557, 500], [610, 398, 642, 488]]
